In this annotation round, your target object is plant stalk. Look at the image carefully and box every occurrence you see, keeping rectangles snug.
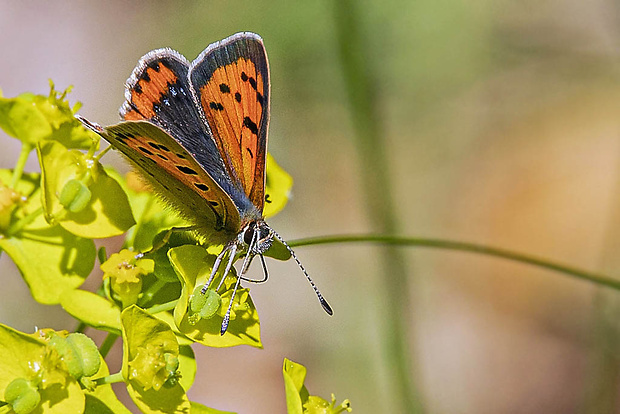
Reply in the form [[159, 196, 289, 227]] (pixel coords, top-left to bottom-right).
[[333, 3, 422, 412], [290, 235, 620, 291]]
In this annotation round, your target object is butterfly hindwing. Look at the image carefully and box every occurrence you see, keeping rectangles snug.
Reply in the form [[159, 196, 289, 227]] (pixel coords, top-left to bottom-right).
[[101, 121, 241, 242], [189, 32, 270, 214]]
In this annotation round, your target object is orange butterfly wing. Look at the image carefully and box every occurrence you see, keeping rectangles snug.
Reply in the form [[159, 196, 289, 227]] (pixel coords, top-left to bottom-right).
[[189, 33, 269, 214]]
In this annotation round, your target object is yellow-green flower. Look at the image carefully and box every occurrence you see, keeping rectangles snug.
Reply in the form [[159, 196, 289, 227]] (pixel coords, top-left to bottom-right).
[[101, 249, 153, 306], [127, 343, 179, 391]]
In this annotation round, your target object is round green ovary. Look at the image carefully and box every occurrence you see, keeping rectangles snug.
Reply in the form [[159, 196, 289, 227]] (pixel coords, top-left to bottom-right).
[[190, 285, 221, 319], [4, 378, 41, 414], [59, 178, 91, 212]]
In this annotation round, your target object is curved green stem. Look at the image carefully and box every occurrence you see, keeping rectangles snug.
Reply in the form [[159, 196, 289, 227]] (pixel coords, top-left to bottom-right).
[[146, 300, 177, 315], [289, 235, 620, 291]]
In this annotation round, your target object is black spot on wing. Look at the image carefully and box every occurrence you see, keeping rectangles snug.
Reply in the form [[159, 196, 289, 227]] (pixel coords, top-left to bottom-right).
[[194, 183, 209, 191], [209, 102, 224, 111], [176, 165, 198, 175], [219, 83, 230, 93], [249, 77, 257, 90], [235, 92, 241, 103], [243, 117, 258, 135], [147, 141, 171, 152], [138, 146, 154, 156], [241, 72, 248, 82]]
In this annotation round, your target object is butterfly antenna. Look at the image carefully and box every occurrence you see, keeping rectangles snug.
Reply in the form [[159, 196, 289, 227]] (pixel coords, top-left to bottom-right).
[[272, 231, 333, 316]]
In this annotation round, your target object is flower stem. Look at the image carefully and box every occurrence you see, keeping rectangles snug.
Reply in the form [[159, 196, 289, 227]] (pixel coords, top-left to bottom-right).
[[6, 207, 43, 237], [290, 235, 620, 291], [146, 300, 177, 315], [334, 2, 421, 411], [99, 333, 119, 358], [95, 371, 124, 386], [138, 279, 168, 306], [10, 143, 33, 189], [93, 144, 112, 162]]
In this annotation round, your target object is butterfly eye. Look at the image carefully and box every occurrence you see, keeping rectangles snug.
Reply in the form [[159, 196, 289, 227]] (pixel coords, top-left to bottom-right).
[[243, 222, 257, 245]]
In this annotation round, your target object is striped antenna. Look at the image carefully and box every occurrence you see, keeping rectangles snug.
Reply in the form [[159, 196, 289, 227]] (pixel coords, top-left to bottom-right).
[[272, 230, 333, 316]]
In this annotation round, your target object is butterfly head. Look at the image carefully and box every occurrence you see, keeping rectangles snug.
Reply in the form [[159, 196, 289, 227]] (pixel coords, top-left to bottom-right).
[[241, 220, 274, 255]]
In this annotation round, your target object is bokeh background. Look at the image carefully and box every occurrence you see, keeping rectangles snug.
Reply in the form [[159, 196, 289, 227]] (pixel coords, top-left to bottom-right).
[[3, 1, 620, 413]]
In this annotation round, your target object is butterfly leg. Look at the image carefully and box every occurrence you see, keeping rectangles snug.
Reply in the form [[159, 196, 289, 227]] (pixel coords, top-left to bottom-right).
[[220, 227, 259, 334], [238, 254, 269, 284], [200, 245, 228, 294], [214, 243, 238, 292], [220, 272, 242, 335]]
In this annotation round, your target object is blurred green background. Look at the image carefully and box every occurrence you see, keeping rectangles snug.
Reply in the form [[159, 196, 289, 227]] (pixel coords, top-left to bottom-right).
[[3, 1, 620, 413]]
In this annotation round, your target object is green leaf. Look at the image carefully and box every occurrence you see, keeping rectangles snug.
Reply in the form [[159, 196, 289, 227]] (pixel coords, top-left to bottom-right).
[[264, 235, 292, 261], [0, 324, 47, 392], [152, 311, 194, 346], [0, 213, 95, 305], [121, 306, 190, 414], [0, 83, 93, 149], [190, 401, 236, 414], [0, 169, 38, 232], [38, 140, 135, 238], [0, 170, 95, 304], [127, 385, 190, 414], [283, 358, 309, 414], [282, 358, 352, 414], [60, 289, 121, 334], [0, 95, 52, 145], [0, 169, 95, 304], [264, 153, 293, 219], [177, 345, 196, 392], [169, 245, 262, 348]]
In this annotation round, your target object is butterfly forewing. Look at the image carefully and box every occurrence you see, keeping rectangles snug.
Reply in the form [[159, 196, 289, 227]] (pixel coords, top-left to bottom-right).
[[189, 33, 269, 214], [102, 121, 241, 241], [120, 50, 252, 207]]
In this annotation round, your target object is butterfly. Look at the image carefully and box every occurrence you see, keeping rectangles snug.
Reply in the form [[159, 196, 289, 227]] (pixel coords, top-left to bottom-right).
[[78, 32, 332, 334]]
